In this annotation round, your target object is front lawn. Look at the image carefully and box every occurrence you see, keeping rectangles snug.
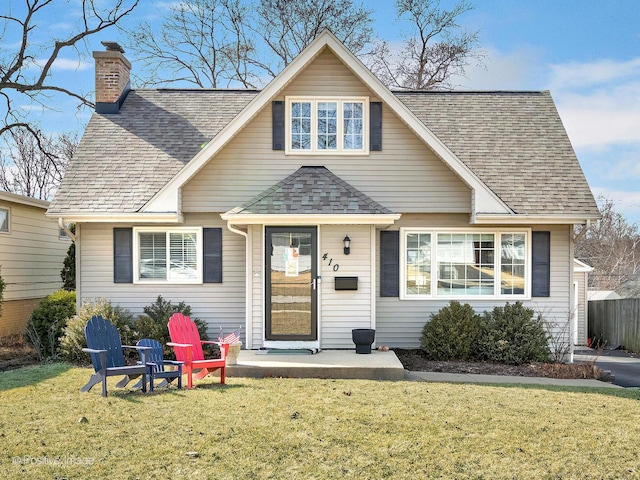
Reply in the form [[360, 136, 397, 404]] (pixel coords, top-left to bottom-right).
[[2, 364, 639, 479]]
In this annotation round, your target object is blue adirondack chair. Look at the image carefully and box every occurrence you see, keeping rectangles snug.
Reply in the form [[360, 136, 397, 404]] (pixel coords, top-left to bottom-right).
[[134, 338, 183, 391], [81, 315, 151, 397]]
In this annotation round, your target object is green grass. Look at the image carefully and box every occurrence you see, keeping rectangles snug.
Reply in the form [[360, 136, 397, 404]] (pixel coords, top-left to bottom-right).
[[1, 364, 640, 479]]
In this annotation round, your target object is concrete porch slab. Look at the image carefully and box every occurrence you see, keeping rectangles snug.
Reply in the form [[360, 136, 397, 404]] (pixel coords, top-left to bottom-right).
[[226, 349, 405, 380]]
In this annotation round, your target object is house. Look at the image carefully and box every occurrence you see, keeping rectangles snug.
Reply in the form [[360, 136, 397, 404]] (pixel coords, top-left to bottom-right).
[[613, 271, 640, 298], [47, 31, 600, 352], [0, 191, 71, 337]]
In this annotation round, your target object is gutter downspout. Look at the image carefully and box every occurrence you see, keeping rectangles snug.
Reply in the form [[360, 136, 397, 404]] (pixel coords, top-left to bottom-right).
[[58, 217, 76, 243], [573, 219, 591, 243], [226, 222, 252, 349]]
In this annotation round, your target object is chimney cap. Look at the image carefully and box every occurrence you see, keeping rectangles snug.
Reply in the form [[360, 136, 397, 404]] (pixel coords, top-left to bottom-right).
[[101, 41, 124, 53]]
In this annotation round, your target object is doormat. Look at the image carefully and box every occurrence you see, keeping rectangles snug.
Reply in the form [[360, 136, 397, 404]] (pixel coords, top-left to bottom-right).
[[255, 348, 319, 355]]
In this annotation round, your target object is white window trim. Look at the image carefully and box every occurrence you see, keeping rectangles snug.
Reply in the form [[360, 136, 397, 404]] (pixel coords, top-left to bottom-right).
[[285, 96, 369, 155], [399, 228, 531, 300], [133, 227, 203, 284], [0, 206, 9, 234]]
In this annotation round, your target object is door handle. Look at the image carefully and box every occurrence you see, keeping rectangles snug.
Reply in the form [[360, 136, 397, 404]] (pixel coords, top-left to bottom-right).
[[311, 278, 316, 290]]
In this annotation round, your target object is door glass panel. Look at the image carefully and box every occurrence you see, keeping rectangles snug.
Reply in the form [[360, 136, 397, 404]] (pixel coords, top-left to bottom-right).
[[267, 229, 315, 339]]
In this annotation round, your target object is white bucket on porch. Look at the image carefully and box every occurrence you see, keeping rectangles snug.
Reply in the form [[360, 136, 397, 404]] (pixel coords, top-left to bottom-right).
[[226, 342, 242, 365]]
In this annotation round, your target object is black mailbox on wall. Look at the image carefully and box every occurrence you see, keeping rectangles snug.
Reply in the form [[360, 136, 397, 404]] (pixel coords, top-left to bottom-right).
[[335, 276, 358, 290]]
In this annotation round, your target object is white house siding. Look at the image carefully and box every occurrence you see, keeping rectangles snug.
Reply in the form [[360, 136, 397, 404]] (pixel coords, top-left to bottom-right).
[[182, 49, 471, 215], [77, 213, 246, 340], [376, 217, 573, 350], [249, 225, 263, 349], [319, 225, 373, 348], [0, 198, 69, 336]]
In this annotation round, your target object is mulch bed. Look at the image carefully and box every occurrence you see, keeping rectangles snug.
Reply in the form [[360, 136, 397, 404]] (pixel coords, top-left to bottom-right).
[[0, 335, 38, 372], [0, 337, 604, 380], [393, 348, 605, 380]]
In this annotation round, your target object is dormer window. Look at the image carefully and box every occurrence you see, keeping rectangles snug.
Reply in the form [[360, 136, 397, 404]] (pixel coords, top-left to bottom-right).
[[286, 97, 369, 154]]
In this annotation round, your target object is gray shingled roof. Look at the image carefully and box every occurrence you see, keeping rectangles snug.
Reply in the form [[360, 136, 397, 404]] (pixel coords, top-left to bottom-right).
[[49, 88, 599, 218], [396, 91, 599, 216], [227, 166, 394, 215], [48, 89, 257, 214]]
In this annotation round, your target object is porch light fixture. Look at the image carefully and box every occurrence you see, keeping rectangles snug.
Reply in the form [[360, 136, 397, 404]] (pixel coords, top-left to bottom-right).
[[343, 235, 351, 255]]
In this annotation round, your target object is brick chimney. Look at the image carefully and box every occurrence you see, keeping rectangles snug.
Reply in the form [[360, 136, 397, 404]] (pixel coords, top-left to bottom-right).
[[93, 41, 131, 114]]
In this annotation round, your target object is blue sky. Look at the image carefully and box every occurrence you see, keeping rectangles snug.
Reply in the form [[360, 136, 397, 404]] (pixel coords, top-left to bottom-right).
[[6, 0, 640, 223]]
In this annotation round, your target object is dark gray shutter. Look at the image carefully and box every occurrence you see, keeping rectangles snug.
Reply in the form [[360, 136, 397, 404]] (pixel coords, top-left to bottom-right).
[[203, 228, 222, 283], [531, 231, 551, 297], [272, 100, 285, 150], [113, 228, 133, 283], [370, 101, 382, 151], [380, 230, 399, 297]]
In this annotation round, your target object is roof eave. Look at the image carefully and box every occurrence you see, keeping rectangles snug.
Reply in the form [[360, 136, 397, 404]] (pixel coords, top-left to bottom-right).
[[45, 211, 183, 223], [1, 191, 50, 209], [473, 213, 601, 225]]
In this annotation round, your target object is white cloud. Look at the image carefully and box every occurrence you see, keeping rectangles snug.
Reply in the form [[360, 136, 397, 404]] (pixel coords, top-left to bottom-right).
[[450, 46, 546, 90], [34, 57, 93, 72], [548, 58, 640, 91], [548, 59, 640, 151]]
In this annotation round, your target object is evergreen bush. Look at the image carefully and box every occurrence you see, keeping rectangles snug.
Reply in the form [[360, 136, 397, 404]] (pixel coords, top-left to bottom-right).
[[420, 301, 481, 360], [60, 224, 75, 290], [59, 298, 135, 364], [134, 295, 208, 357], [24, 290, 76, 360], [477, 302, 550, 365]]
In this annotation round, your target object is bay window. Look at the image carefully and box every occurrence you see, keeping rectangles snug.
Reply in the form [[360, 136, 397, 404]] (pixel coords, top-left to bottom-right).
[[401, 229, 529, 299], [287, 97, 368, 154]]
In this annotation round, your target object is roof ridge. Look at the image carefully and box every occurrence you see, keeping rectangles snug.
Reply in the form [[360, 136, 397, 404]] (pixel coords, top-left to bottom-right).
[[393, 90, 549, 95]]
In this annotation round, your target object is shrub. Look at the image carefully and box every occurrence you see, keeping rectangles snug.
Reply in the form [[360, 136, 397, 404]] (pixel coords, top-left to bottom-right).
[[24, 290, 76, 360], [134, 296, 208, 357], [477, 302, 550, 365], [420, 301, 481, 360], [59, 298, 135, 364], [60, 224, 75, 291]]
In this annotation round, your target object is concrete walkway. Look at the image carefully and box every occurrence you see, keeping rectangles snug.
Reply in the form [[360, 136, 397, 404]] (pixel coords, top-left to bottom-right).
[[226, 349, 621, 388], [226, 349, 405, 380], [405, 370, 621, 388]]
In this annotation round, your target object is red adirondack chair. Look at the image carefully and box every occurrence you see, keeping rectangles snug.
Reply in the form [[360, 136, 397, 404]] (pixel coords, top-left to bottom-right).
[[167, 313, 229, 388]]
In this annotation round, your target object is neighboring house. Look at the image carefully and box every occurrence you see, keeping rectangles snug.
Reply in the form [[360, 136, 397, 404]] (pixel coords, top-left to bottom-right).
[[614, 272, 640, 298], [0, 191, 70, 337], [588, 291, 622, 301], [47, 32, 600, 351]]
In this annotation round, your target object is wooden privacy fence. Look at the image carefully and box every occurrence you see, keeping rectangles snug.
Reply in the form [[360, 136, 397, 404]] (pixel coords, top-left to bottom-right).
[[588, 298, 640, 353]]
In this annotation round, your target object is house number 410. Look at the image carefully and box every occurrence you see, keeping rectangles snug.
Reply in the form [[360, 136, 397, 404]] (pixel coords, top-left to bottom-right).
[[322, 253, 340, 272]]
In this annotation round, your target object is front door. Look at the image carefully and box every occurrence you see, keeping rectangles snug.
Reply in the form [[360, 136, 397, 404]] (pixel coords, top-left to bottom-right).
[[265, 227, 317, 341]]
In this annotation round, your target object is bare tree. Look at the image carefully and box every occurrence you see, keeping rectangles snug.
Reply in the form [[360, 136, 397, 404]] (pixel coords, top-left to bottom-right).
[[126, 0, 259, 88], [0, 128, 77, 200], [0, 0, 138, 164], [575, 196, 640, 290], [251, 0, 373, 77], [126, 0, 373, 87], [367, 0, 481, 90]]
